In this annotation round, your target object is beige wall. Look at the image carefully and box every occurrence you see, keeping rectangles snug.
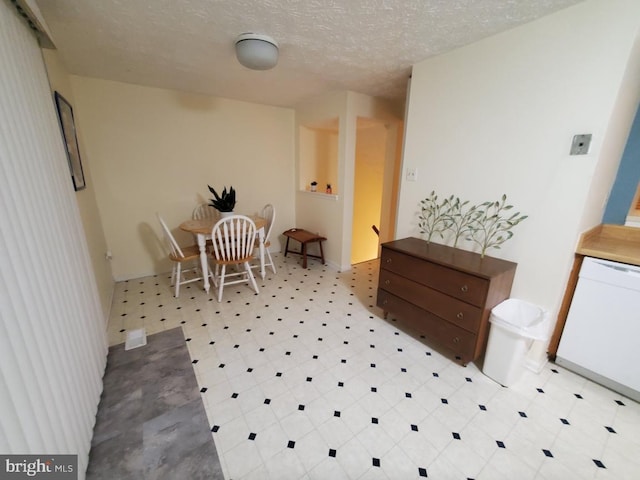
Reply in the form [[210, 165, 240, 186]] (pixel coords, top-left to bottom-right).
[[295, 91, 403, 270], [69, 77, 295, 280], [398, 0, 640, 364], [42, 50, 113, 322]]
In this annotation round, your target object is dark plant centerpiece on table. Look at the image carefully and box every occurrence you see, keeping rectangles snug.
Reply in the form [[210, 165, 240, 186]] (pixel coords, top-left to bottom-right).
[[208, 185, 236, 214]]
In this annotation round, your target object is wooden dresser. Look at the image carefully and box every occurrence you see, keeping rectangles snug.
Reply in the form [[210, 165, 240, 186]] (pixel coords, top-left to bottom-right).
[[377, 237, 517, 365]]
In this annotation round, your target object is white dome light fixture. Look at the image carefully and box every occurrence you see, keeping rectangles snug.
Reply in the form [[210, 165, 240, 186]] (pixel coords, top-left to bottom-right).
[[235, 33, 279, 70]]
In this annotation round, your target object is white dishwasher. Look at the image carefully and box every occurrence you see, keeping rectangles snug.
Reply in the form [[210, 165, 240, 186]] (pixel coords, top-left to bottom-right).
[[556, 256, 640, 402]]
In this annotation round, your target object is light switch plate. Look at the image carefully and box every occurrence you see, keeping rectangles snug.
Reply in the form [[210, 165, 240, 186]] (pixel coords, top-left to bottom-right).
[[570, 134, 592, 155], [406, 167, 417, 182]]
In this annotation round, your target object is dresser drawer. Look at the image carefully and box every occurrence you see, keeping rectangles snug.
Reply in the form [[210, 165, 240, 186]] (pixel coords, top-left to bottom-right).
[[378, 269, 483, 332], [377, 290, 476, 360], [380, 249, 488, 307]]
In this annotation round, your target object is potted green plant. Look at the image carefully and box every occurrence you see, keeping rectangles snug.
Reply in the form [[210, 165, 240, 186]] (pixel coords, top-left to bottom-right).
[[207, 185, 236, 215]]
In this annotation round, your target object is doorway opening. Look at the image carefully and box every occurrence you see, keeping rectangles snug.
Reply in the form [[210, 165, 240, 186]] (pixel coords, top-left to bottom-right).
[[351, 117, 401, 265]]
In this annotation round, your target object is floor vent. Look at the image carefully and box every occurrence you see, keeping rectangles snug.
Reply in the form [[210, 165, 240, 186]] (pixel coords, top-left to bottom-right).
[[125, 328, 147, 350]]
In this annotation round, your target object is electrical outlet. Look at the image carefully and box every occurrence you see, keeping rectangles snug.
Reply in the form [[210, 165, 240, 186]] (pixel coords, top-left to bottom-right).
[[406, 167, 417, 182], [570, 134, 592, 155]]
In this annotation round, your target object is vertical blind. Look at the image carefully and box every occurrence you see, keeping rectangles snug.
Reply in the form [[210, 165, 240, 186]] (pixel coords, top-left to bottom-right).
[[0, 3, 107, 478]]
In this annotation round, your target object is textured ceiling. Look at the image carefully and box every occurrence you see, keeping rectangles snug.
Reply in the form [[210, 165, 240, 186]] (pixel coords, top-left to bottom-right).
[[35, 0, 585, 108]]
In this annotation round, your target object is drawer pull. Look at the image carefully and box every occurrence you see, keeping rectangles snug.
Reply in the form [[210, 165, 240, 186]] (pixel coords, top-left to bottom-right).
[[460, 285, 468, 293], [456, 312, 464, 319], [386, 258, 392, 264], [384, 279, 390, 285], [453, 337, 460, 344]]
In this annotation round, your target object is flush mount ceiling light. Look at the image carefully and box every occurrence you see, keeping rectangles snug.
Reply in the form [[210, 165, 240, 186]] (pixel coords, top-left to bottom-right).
[[235, 33, 279, 70]]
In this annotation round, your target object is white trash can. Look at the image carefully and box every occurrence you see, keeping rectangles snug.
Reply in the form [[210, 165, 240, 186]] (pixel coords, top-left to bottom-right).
[[483, 299, 550, 387]]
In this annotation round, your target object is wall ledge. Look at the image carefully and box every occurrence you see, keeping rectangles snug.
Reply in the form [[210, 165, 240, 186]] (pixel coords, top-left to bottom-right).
[[298, 190, 339, 201]]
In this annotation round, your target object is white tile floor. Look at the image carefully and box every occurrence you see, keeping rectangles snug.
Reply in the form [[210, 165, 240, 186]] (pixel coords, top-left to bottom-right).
[[108, 254, 640, 480]]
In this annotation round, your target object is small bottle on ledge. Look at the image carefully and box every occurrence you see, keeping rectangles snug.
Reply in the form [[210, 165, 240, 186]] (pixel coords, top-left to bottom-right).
[[326, 184, 332, 194]]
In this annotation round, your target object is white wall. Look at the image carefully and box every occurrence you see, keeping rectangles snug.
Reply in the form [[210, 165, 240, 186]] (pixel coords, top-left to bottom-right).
[[295, 91, 350, 269], [69, 77, 295, 280], [42, 50, 114, 321], [399, 0, 640, 340]]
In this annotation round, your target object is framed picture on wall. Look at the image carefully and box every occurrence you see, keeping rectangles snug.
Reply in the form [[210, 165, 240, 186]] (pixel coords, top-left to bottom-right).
[[54, 91, 86, 191]]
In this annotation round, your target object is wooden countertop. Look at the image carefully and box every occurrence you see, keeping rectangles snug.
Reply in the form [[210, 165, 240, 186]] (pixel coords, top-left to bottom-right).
[[577, 224, 640, 266]]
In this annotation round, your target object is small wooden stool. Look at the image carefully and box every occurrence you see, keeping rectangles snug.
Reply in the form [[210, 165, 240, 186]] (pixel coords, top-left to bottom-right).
[[283, 228, 326, 268]]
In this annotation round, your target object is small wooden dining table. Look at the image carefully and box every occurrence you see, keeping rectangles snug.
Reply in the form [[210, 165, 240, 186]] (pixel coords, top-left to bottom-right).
[[179, 215, 267, 294]]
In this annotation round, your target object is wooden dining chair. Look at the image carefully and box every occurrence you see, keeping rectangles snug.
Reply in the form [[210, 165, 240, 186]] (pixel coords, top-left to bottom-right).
[[253, 203, 276, 274], [157, 213, 215, 297], [210, 215, 259, 302]]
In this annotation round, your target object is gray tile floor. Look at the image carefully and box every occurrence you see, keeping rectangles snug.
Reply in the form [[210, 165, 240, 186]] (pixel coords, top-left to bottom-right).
[[87, 327, 223, 479], [105, 253, 640, 479]]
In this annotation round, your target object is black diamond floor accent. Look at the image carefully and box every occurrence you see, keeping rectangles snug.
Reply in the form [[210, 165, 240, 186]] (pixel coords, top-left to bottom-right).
[[405, 392, 412, 398], [248, 433, 256, 440], [593, 459, 606, 468], [615, 400, 625, 406], [334, 411, 341, 417], [574, 393, 583, 399], [211, 425, 219, 433], [372, 417, 378, 424], [605, 426, 616, 433], [372, 458, 380, 467], [418, 467, 427, 477], [441, 398, 448, 404], [560, 418, 570, 425], [411, 424, 418, 432], [200, 387, 207, 393], [264, 398, 271, 404], [231, 393, 238, 398], [537, 388, 544, 393], [496, 440, 505, 448], [519, 411, 527, 418], [452, 432, 461, 440], [479, 405, 487, 411], [328, 449, 336, 458], [298, 404, 305, 411], [543, 449, 553, 457], [287, 440, 295, 449]]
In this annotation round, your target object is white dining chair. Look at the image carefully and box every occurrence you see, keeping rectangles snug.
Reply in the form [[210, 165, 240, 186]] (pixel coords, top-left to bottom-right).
[[157, 213, 215, 297], [192, 202, 219, 221], [253, 203, 276, 274], [210, 215, 259, 302]]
